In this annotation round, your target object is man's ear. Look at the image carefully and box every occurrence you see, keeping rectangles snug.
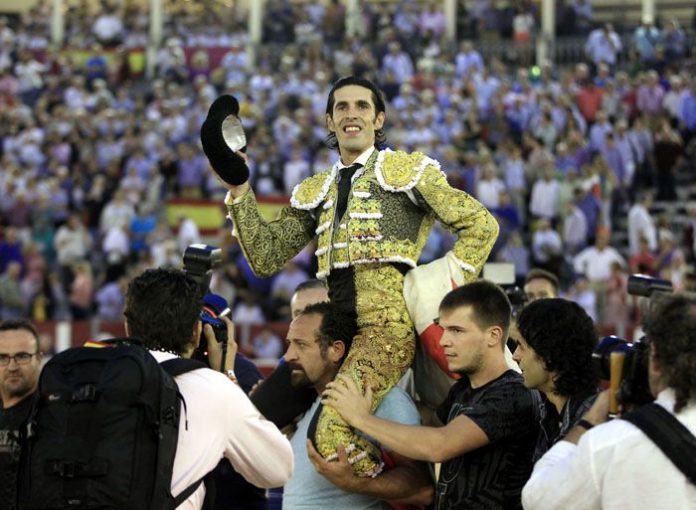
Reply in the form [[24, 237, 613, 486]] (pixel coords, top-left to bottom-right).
[[326, 113, 336, 134], [487, 326, 504, 348], [374, 111, 385, 130], [329, 339, 346, 363]]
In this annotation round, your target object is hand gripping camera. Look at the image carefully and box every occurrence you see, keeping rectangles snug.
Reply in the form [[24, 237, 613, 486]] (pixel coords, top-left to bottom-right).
[[592, 274, 673, 415]]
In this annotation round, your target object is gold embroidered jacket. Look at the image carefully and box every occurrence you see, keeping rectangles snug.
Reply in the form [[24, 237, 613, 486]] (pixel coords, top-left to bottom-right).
[[227, 149, 499, 279]]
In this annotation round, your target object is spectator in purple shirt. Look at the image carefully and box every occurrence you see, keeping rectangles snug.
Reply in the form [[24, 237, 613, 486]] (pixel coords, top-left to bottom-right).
[[0, 227, 24, 274], [176, 142, 207, 198], [600, 133, 626, 186], [636, 71, 665, 118]]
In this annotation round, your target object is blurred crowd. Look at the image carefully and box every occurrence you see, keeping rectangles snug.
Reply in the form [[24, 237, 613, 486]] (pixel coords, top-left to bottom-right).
[[1, 0, 696, 356]]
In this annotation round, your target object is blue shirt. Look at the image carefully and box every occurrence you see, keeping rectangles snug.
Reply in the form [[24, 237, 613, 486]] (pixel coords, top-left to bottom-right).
[[680, 93, 696, 131], [283, 387, 421, 510]]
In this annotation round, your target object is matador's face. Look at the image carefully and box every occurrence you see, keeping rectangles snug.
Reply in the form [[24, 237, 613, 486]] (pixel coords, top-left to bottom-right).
[[326, 85, 385, 163]]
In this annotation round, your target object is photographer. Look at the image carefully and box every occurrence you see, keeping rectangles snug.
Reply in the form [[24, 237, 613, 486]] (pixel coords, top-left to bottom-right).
[[521, 293, 696, 509], [124, 268, 293, 508], [512, 299, 598, 461]]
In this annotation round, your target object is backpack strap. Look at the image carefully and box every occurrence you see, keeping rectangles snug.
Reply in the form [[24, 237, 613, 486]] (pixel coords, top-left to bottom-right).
[[161, 357, 212, 509], [622, 403, 696, 485], [160, 358, 208, 377]]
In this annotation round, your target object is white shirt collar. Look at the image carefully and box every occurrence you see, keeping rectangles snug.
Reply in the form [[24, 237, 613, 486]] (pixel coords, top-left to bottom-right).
[[337, 146, 376, 170]]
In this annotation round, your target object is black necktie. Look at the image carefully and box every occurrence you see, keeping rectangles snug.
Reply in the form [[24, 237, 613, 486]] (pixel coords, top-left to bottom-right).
[[335, 164, 360, 223]]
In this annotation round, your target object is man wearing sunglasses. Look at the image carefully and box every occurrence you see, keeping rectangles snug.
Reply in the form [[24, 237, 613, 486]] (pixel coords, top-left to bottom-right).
[[0, 319, 43, 510]]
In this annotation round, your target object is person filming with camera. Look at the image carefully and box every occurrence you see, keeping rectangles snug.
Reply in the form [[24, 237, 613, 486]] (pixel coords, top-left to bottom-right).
[[522, 293, 696, 509]]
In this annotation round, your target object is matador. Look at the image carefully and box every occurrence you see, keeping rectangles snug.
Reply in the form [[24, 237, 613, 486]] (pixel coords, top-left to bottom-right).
[[200, 76, 499, 475]]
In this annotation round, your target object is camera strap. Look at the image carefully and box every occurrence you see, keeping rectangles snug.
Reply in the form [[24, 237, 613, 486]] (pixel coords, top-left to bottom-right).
[[622, 403, 696, 485]]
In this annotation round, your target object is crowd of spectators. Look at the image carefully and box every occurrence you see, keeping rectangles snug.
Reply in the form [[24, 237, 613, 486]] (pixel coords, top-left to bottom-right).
[[1, 0, 696, 354]]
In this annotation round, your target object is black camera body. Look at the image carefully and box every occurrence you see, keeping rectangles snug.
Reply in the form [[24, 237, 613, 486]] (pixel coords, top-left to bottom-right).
[[505, 285, 528, 318], [183, 244, 222, 298], [182, 244, 227, 364], [592, 274, 673, 408]]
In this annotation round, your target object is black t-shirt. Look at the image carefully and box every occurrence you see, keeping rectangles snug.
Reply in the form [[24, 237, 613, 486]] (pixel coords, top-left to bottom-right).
[[435, 370, 539, 510], [0, 395, 34, 510]]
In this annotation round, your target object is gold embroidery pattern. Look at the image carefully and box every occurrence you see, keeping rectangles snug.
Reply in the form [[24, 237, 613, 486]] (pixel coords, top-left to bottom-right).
[[350, 219, 380, 238], [290, 168, 335, 209], [414, 164, 499, 276], [315, 264, 416, 475], [227, 190, 315, 277], [378, 151, 424, 189]]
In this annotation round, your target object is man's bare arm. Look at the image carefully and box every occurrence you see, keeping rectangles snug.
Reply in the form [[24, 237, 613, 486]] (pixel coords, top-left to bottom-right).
[[323, 375, 489, 463]]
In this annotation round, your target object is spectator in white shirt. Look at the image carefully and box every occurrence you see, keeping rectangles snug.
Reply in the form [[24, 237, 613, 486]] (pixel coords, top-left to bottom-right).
[[381, 42, 414, 86], [232, 295, 265, 326], [529, 164, 560, 220], [283, 147, 311, 196], [454, 40, 484, 78], [92, 8, 124, 46], [532, 218, 563, 274], [563, 200, 589, 255], [251, 328, 284, 360], [177, 216, 201, 254], [628, 191, 657, 256], [99, 189, 135, 234], [476, 164, 506, 210], [573, 228, 625, 324]]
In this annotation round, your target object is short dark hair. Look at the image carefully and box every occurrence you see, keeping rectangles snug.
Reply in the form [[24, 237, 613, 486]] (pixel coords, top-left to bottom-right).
[[646, 293, 696, 413], [300, 302, 357, 362], [517, 298, 599, 397], [0, 319, 40, 351], [439, 280, 511, 338], [524, 268, 559, 295], [295, 279, 328, 294], [124, 268, 202, 354], [325, 75, 387, 150]]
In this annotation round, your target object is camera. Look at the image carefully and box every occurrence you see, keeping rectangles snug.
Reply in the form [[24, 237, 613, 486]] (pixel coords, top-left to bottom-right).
[[592, 274, 673, 413], [183, 244, 222, 297], [505, 285, 528, 318], [182, 244, 228, 364]]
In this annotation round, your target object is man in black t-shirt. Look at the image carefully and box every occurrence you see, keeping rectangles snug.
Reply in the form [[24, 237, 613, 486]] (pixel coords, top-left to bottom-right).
[[324, 280, 539, 509], [0, 319, 43, 510]]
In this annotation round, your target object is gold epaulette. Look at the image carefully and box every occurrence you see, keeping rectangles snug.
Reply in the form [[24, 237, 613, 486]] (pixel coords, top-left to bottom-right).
[[290, 166, 337, 210], [374, 150, 442, 192]]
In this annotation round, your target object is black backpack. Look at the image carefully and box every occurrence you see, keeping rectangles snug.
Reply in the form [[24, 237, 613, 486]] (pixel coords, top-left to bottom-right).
[[19, 340, 208, 510]]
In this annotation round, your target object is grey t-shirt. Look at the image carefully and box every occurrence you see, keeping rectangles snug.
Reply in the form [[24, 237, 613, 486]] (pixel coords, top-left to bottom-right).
[[283, 386, 421, 510]]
